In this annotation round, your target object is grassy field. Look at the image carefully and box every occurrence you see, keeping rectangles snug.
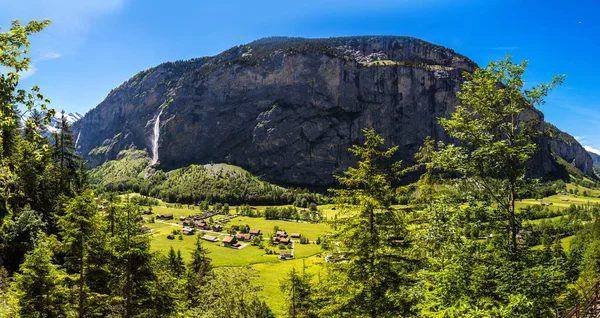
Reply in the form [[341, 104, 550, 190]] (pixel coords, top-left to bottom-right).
[[531, 235, 576, 251], [138, 187, 599, 316], [253, 256, 325, 317], [144, 203, 330, 315], [517, 194, 600, 211], [566, 183, 600, 197]]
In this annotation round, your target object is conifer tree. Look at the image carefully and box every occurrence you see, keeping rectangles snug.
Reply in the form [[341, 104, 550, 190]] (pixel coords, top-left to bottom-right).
[[12, 236, 71, 317], [321, 128, 421, 317]]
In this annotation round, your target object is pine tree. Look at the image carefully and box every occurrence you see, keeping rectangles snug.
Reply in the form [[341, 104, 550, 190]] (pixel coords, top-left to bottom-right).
[[280, 265, 313, 318], [12, 236, 71, 317], [321, 128, 421, 317], [186, 235, 213, 305], [57, 189, 99, 317]]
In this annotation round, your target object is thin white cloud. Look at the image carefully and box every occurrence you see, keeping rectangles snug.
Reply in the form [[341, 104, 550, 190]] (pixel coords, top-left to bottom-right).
[[39, 51, 62, 60], [584, 145, 600, 155], [19, 65, 37, 79]]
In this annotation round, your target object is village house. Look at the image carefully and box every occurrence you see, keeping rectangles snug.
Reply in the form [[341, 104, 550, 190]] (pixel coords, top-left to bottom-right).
[[290, 233, 301, 238], [232, 225, 240, 231], [276, 231, 288, 238], [212, 225, 223, 232], [156, 213, 174, 220], [142, 210, 153, 215], [139, 226, 151, 234], [222, 236, 238, 247], [183, 220, 193, 227], [201, 235, 219, 242], [182, 227, 195, 235], [194, 221, 206, 228], [278, 237, 290, 244], [236, 233, 252, 241], [179, 216, 186, 221], [249, 229, 261, 236], [279, 252, 294, 260]]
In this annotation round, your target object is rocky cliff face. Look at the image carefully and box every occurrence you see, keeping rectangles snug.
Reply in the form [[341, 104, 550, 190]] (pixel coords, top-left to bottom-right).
[[589, 151, 600, 171], [73, 36, 596, 187]]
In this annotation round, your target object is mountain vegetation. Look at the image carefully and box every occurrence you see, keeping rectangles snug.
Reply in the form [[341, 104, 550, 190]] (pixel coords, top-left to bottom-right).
[[89, 149, 323, 206], [3, 19, 600, 318]]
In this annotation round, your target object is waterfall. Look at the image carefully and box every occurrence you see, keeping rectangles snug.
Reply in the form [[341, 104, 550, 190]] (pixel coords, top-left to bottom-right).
[[75, 132, 81, 148], [150, 109, 163, 165]]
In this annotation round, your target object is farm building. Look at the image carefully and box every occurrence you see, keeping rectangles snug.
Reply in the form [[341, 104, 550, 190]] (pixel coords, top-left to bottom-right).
[[279, 252, 294, 260], [194, 221, 206, 228], [236, 233, 252, 241], [167, 234, 175, 240], [142, 210, 153, 215], [201, 235, 219, 242], [222, 236, 238, 247], [156, 214, 174, 220], [179, 216, 186, 221], [182, 227, 195, 235], [290, 233, 301, 238], [278, 237, 290, 244], [276, 231, 288, 238], [249, 229, 261, 236]]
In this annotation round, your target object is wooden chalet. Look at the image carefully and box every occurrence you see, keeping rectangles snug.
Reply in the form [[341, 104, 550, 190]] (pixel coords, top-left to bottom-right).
[[201, 235, 219, 242], [276, 231, 288, 238], [222, 236, 238, 247], [249, 229, 261, 236], [194, 221, 206, 228], [278, 237, 290, 244], [279, 252, 294, 260], [236, 233, 252, 241]]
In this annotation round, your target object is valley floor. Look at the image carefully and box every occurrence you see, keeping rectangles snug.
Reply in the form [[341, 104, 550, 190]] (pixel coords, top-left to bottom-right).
[[134, 188, 600, 316]]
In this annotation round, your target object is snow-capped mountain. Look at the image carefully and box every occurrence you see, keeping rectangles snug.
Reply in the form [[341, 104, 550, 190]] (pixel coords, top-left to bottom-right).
[[44, 111, 84, 135]]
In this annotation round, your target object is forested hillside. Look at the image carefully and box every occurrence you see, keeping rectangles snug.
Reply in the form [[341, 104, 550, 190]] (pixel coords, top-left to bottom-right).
[[4, 19, 600, 318], [90, 149, 322, 205]]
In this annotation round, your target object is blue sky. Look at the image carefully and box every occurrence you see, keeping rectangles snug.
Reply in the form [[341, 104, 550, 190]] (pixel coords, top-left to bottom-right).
[[2, 0, 599, 152]]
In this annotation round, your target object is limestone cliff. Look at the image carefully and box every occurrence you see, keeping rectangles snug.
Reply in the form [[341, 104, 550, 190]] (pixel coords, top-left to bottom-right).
[[73, 36, 596, 187]]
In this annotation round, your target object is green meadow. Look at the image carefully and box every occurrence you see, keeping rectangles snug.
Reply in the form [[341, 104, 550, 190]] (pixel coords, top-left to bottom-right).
[[142, 190, 594, 315]]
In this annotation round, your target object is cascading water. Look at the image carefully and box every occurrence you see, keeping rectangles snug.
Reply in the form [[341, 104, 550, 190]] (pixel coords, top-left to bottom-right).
[[75, 132, 81, 148], [150, 109, 163, 165]]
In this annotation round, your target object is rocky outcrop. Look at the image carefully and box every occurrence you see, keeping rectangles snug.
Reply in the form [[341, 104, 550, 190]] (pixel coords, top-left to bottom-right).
[[73, 36, 597, 187], [589, 151, 600, 171]]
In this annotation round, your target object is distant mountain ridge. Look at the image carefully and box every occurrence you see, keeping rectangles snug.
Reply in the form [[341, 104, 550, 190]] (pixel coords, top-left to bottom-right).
[[588, 149, 600, 172], [46, 111, 83, 135], [73, 36, 596, 187]]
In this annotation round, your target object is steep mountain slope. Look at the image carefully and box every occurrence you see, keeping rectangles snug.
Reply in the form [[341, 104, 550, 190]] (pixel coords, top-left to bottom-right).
[[588, 149, 600, 172], [73, 36, 596, 187]]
